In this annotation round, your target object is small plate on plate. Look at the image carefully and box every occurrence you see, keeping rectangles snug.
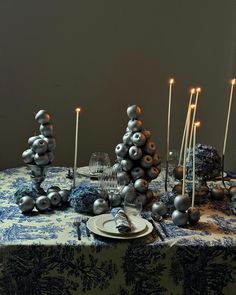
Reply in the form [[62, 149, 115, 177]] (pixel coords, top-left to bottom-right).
[[87, 214, 153, 239], [94, 214, 146, 235]]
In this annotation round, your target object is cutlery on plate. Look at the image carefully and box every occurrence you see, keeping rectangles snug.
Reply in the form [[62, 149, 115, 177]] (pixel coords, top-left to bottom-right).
[[81, 216, 91, 237], [73, 217, 82, 240], [151, 213, 169, 238]]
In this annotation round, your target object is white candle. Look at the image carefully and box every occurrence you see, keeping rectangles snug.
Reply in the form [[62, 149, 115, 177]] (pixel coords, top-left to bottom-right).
[[188, 87, 201, 155], [73, 107, 81, 188], [182, 104, 195, 196], [178, 88, 195, 166], [166, 78, 174, 162], [192, 121, 201, 207], [222, 79, 236, 156]]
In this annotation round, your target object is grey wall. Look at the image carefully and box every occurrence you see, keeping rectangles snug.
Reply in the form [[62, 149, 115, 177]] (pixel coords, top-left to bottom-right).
[[0, 0, 236, 170]]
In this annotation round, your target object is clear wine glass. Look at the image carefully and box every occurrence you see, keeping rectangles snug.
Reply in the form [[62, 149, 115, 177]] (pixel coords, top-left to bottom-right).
[[89, 152, 111, 175]]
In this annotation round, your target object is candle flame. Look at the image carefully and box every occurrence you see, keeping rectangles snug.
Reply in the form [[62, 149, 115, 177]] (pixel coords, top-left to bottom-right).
[[196, 87, 201, 92], [231, 79, 236, 85], [194, 121, 201, 127], [75, 107, 81, 113], [190, 88, 195, 94], [190, 104, 196, 109], [169, 78, 174, 85]]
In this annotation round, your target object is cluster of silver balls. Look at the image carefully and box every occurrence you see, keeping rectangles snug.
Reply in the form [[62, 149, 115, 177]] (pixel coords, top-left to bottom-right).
[[18, 186, 70, 214], [115, 105, 161, 205], [22, 110, 56, 166]]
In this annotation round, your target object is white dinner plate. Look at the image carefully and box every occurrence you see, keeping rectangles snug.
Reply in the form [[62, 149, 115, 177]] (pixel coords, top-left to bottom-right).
[[94, 214, 146, 235], [87, 215, 153, 240]]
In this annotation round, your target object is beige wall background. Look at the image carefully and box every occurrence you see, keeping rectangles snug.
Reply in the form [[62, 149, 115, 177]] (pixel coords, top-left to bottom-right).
[[0, 0, 236, 170]]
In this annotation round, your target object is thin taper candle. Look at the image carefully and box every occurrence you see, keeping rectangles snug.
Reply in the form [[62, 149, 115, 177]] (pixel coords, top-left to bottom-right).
[[178, 88, 195, 165], [165, 78, 174, 192], [182, 104, 195, 196], [192, 121, 200, 207], [188, 88, 201, 156], [222, 79, 236, 156], [73, 107, 81, 188]]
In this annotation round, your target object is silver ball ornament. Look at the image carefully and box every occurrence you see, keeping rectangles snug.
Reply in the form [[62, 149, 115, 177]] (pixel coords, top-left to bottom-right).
[[117, 171, 130, 185], [115, 143, 129, 158], [34, 153, 50, 166], [35, 195, 50, 212], [109, 194, 122, 207], [152, 202, 167, 217], [47, 191, 62, 207], [18, 196, 35, 213], [146, 166, 159, 179], [47, 186, 61, 194], [22, 149, 35, 164], [58, 189, 70, 203], [123, 132, 133, 146], [187, 207, 200, 225], [140, 155, 153, 169], [40, 123, 53, 137], [129, 146, 143, 160], [128, 119, 143, 132], [28, 135, 40, 147], [134, 178, 148, 193], [32, 138, 48, 154], [127, 105, 142, 119], [121, 185, 136, 201], [45, 136, 56, 151], [131, 132, 146, 146], [35, 110, 51, 124], [174, 194, 191, 212], [131, 167, 145, 181], [121, 158, 134, 171], [211, 187, 224, 200], [172, 210, 188, 226], [93, 198, 109, 215]]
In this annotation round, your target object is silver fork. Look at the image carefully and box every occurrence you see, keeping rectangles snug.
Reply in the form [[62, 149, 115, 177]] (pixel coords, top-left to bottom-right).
[[73, 216, 82, 240], [81, 216, 90, 237]]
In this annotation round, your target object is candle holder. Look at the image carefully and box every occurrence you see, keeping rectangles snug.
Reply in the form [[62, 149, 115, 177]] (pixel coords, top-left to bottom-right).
[[27, 164, 50, 196]]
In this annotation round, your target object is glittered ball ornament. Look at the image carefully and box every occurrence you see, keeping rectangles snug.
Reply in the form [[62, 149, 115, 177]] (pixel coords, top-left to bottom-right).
[[187, 207, 200, 225], [174, 194, 191, 212], [22, 149, 35, 164], [35, 195, 50, 212], [211, 187, 224, 200], [127, 105, 142, 119], [58, 189, 70, 203], [172, 210, 188, 226], [18, 196, 35, 213], [152, 202, 167, 217], [93, 198, 109, 215], [35, 110, 51, 124], [47, 191, 62, 207]]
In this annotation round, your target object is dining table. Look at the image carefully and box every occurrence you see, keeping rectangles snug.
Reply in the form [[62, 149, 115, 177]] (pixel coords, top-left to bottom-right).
[[0, 166, 236, 295]]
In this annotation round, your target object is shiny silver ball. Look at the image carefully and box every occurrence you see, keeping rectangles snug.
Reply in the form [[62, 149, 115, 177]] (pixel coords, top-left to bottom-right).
[[117, 171, 130, 185], [121, 158, 134, 171], [229, 186, 236, 197], [28, 135, 40, 147], [115, 143, 129, 158], [172, 210, 188, 226], [211, 187, 224, 200], [34, 153, 50, 166], [134, 178, 148, 193], [127, 105, 142, 119], [131, 167, 145, 181], [22, 149, 35, 164], [187, 207, 200, 225], [152, 202, 167, 217], [18, 196, 35, 213], [47, 191, 62, 207], [47, 186, 61, 194], [109, 194, 122, 207], [131, 132, 146, 147], [32, 138, 48, 154], [58, 189, 70, 203], [174, 194, 191, 212], [35, 195, 50, 212], [128, 119, 143, 132], [129, 146, 143, 160], [93, 199, 109, 215], [123, 132, 133, 146], [40, 123, 53, 137], [35, 110, 51, 124]]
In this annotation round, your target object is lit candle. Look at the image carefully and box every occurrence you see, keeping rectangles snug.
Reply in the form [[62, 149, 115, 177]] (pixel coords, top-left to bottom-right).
[[188, 87, 201, 155], [165, 78, 174, 191], [182, 104, 195, 196], [192, 121, 201, 207], [222, 79, 236, 156], [178, 88, 195, 166], [73, 107, 81, 188]]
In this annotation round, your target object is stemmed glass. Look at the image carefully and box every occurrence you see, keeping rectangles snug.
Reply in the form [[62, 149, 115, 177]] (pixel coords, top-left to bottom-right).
[[89, 152, 111, 175]]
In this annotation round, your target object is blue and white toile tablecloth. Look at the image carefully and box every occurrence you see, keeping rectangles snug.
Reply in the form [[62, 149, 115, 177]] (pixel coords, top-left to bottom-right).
[[0, 166, 236, 295]]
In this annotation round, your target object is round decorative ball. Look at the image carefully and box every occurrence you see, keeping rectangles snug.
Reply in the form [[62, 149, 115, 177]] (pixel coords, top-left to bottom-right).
[[172, 210, 188, 226], [115, 143, 129, 158], [144, 141, 156, 155], [35, 195, 50, 212], [142, 129, 151, 139], [32, 138, 48, 154], [172, 183, 182, 194], [134, 178, 148, 193], [18, 196, 35, 213], [58, 189, 70, 203], [152, 202, 167, 217], [109, 194, 122, 207], [211, 187, 224, 200], [229, 186, 236, 197], [28, 135, 40, 147], [131, 132, 146, 147], [129, 146, 143, 160], [47, 186, 61, 194], [174, 194, 191, 212], [152, 153, 161, 166], [123, 132, 133, 146], [131, 167, 145, 181], [35, 110, 51, 124], [117, 171, 130, 185], [187, 207, 200, 225], [22, 149, 35, 164], [34, 153, 50, 166], [128, 119, 143, 132], [140, 155, 153, 169], [127, 105, 142, 119], [146, 166, 159, 180], [93, 198, 109, 215], [40, 123, 53, 137], [47, 191, 62, 207], [121, 185, 136, 201], [173, 165, 183, 180], [121, 158, 134, 171]]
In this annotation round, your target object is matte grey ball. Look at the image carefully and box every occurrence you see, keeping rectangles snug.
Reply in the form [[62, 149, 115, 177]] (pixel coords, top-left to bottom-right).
[[34, 153, 50, 166], [152, 202, 167, 217], [128, 119, 143, 132], [121, 158, 134, 171], [134, 178, 148, 193], [35, 195, 50, 212], [47, 186, 61, 194], [152, 153, 161, 166], [32, 138, 48, 154], [127, 105, 142, 119], [47, 191, 62, 207], [131, 167, 145, 181], [93, 199, 109, 215], [58, 189, 70, 203], [144, 141, 156, 155], [28, 135, 40, 147], [132, 132, 146, 146], [174, 194, 191, 212], [187, 207, 200, 225], [140, 155, 153, 169], [129, 146, 143, 160], [35, 110, 51, 124], [115, 143, 129, 158], [18, 196, 35, 213], [40, 123, 53, 137], [146, 166, 159, 179], [22, 149, 35, 164], [172, 210, 188, 226], [123, 132, 133, 146]]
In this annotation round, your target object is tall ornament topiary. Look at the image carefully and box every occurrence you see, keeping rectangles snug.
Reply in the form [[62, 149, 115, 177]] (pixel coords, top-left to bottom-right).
[[115, 105, 161, 206]]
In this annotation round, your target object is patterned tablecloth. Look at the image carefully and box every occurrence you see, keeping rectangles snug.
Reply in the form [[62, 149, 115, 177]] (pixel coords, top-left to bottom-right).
[[0, 166, 236, 295]]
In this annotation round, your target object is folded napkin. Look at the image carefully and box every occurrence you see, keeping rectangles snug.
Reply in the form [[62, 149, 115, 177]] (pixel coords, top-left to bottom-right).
[[111, 208, 131, 233]]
